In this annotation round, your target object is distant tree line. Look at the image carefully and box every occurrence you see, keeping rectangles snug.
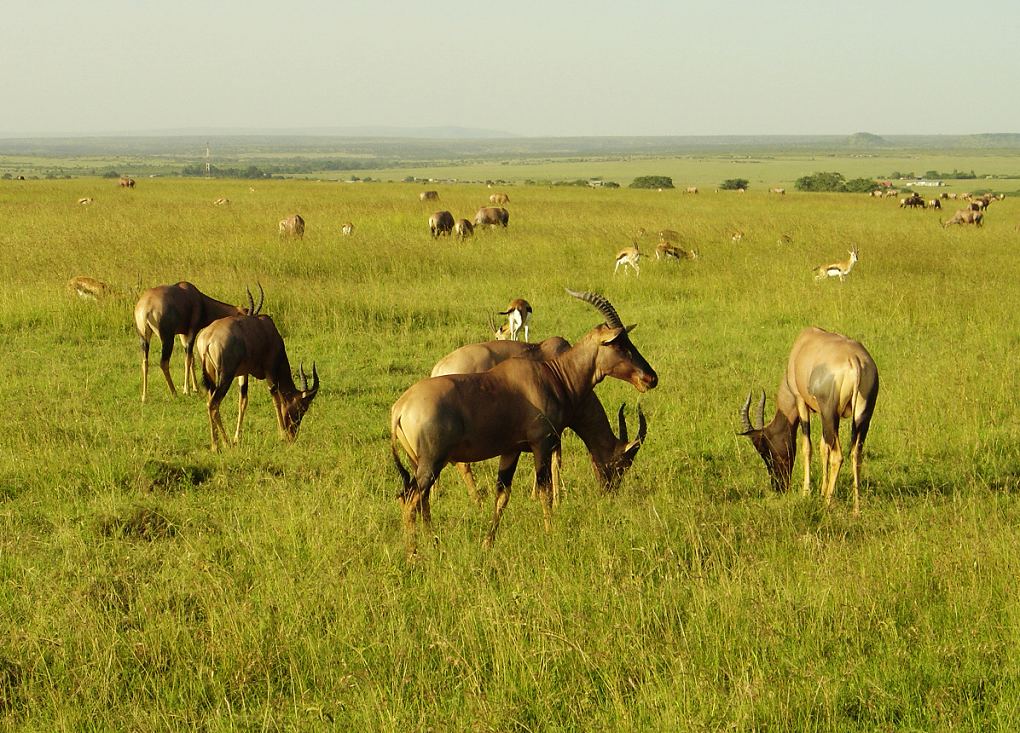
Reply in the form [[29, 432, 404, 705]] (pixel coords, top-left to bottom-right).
[[181, 164, 273, 179], [889, 169, 978, 180], [795, 172, 876, 193]]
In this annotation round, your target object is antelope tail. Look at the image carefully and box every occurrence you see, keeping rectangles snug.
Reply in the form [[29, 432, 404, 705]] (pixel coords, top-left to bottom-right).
[[391, 419, 415, 499]]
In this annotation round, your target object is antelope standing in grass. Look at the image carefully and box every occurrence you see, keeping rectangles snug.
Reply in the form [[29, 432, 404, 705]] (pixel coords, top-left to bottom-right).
[[739, 326, 879, 515], [731, 230, 744, 243], [770, 187, 786, 195], [133, 282, 262, 402], [279, 214, 305, 238], [454, 219, 474, 239], [813, 245, 858, 282], [213, 197, 230, 206], [473, 206, 509, 228], [391, 290, 657, 552], [684, 186, 699, 194], [614, 243, 641, 275], [420, 190, 440, 202], [489, 192, 510, 205], [429, 210, 455, 237], [77, 197, 94, 206], [119, 176, 135, 188], [341, 222, 355, 236], [67, 276, 109, 300], [655, 242, 698, 261], [196, 315, 319, 451], [431, 337, 647, 506], [496, 298, 533, 342]]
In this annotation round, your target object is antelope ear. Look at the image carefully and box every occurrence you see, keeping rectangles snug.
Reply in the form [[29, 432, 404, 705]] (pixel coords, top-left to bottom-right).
[[602, 324, 637, 344]]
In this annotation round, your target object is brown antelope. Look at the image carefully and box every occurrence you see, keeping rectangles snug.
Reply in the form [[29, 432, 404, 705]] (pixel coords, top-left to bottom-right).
[[473, 206, 509, 228], [391, 290, 657, 552], [614, 243, 641, 275], [430, 338, 647, 506], [489, 192, 510, 205], [196, 315, 319, 451], [133, 282, 262, 402], [655, 242, 698, 261], [279, 214, 305, 238], [813, 246, 858, 282], [770, 187, 786, 195], [77, 197, 94, 206], [429, 210, 455, 237], [943, 209, 983, 227], [341, 222, 355, 236], [739, 326, 879, 515], [496, 298, 533, 342], [684, 186, 699, 194], [420, 190, 440, 202], [118, 176, 135, 188], [213, 197, 230, 206], [67, 276, 109, 300], [454, 218, 474, 238]]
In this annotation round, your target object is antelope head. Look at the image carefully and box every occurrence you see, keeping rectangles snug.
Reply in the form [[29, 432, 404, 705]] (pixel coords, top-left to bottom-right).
[[597, 403, 648, 490], [566, 289, 658, 392], [277, 362, 320, 440], [738, 390, 794, 492]]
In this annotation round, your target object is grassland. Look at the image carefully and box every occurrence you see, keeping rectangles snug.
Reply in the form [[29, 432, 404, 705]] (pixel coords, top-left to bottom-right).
[[2, 171, 1020, 730]]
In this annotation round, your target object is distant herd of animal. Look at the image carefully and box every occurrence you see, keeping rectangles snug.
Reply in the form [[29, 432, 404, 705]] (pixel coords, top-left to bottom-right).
[[888, 190, 1001, 227], [60, 179, 1009, 553]]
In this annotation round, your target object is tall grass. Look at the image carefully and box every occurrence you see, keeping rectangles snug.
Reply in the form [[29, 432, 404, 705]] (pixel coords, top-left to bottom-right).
[[1, 176, 1019, 729]]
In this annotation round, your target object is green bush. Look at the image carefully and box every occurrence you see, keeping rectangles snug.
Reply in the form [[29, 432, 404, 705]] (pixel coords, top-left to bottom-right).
[[629, 175, 674, 189], [720, 178, 749, 190]]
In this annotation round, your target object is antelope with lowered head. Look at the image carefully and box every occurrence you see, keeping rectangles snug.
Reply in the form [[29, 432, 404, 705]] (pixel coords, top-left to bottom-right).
[[279, 214, 305, 238], [489, 192, 510, 205], [196, 313, 319, 450], [943, 209, 984, 227], [68, 275, 110, 301], [454, 218, 474, 239], [431, 337, 647, 507], [496, 298, 533, 342], [133, 281, 262, 402], [429, 210, 455, 237], [656, 242, 698, 261], [473, 206, 509, 228], [615, 243, 641, 275], [739, 327, 878, 515], [813, 245, 858, 282], [341, 222, 355, 236], [391, 290, 657, 552]]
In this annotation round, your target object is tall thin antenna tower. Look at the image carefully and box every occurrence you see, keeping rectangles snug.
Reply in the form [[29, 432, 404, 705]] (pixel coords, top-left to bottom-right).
[[204, 141, 211, 177]]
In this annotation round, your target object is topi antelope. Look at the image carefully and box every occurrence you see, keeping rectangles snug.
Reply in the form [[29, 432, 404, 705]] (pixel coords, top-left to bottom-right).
[[133, 281, 263, 402], [341, 222, 355, 236], [497, 298, 533, 342], [739, 326, 878, 515], [473, 206, 510, 228], [429, 210, 455, 237], [67, 275, 109, 300], [614, 243, 641, 275], [813, 245, 858, 282], [196, 315, 319, 451], [420, 190, 440, 202], [656, 242, 698, 261], [454, 218, 474, 238], [119, 176, 135, 188], [391, 290, 657, 553], [279, 214, 305, 238], [431, 338, 647, 506]]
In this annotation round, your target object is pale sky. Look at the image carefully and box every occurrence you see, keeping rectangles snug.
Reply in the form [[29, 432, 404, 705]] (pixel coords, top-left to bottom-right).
[[3, 0, 1017, 137]]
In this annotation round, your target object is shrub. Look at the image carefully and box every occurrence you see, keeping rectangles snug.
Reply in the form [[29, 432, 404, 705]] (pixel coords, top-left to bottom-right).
[[630, 175, 674, 189], [720, 178, 749, 191]]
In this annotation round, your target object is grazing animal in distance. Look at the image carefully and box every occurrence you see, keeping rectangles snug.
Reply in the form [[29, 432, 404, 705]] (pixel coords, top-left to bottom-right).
[[777, 234, 793, 245], [813, 246, 858, 282], [943, 209, 984, 227], [614, 243, 641, 275], [419, 190, 440, 202], [77, 197, 94, 206], [390, 289, 657, 552], [279, 214, 305, 238], [213, 197, 230, 206], [927, 199, 941, 210], [656, 242, 698, 261], [454, 219, 474, 238], [430, 338, 648, 505], [473, 206, 510, 228], [771, 187, 786, 195], [739, 326, 878, 515], [731, 230, 744, 243], [197, 315, 319, 451], [684, 186, 698, 194], [497, 298, 533, 342], [429, 210, 455, 237], [489, 192, 510, 205], [67, 276, 109, 300], [133, 281, 262, 402], [118, 176, 135, 188], [341, 222, 355, 236]]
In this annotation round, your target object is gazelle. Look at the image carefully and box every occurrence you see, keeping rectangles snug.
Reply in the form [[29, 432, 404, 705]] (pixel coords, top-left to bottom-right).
[[614, 243, 641, 275], [279, 214, 305, 238], [196, 315, 319, 451], [496, 298, 532, 342], [731, 230, 744, 243], [341, 222, 355, 236], [655, 242, 698, 261], [213, 197, 230, 206], [739, 326, 879, 515], [391, 290, 657, 552], [813, 245, 858, 281], [133, 282, 262, 402], [431, 337, 647, 506], [67, 276, 109, 300], [77, 197, 94, 206]]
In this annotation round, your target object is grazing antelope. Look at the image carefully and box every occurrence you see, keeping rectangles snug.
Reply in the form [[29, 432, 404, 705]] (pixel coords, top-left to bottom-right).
[[614, 243, 641, 275], [731, 230, 744, 243], [927, 199, 942, 210], [655, 242, 698, 261], [497, 298, 533, 342], [739, 326, 879, 515], [777, 233, 793, 245], [429, 210, 455, 237], [67, 276, 109, 300], [900, 194, 924, 208], [279, 214, 305, 238], [684, 186, 699, 194], [197, 315, 319, 451], [453, 219, 474, 238], [489, 192, 510, 205], [341, 222, 355, 236], [118, 176, 135, 188], [770, 187, 786, 195], [133, 281, 262, 402], [813, 246, 858, 282], [431, 338, 648, 505], [473, 206, 509, 228], [77, 197, 94, 206], [391, 290, 657, 552], [420, 190, 440, 202], [213, 197, 230, 206], [943, 209, 984, 227]]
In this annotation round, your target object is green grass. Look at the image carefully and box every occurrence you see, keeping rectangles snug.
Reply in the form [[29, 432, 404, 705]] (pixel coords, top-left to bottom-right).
[[2, 174, 1020, 729]]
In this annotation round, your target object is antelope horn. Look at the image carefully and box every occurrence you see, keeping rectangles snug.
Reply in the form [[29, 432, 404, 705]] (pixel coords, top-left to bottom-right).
[[255, 281, 265, 315], [299, 362, 309, 391], [757, 389, 767, 430], [636, 403, 647, 444], [246, 287, 255, 315], [739, 392, 754, 433], [565, 289, 624, 329], [310, 362, 319, 395], [617, 403, 628, 442]]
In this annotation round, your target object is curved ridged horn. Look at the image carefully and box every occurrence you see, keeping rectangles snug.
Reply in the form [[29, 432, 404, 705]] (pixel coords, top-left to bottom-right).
[[310, 363, 319, 395], [756, 390, 767, 430], [617, 404, 628, 442], [299, 362, 309, 392], [565, 289, 624, 328], [246, 287, 255, 315], [635, 403, 647, 444], [740, 392, 754, 433], [254, 281, 265, 315]]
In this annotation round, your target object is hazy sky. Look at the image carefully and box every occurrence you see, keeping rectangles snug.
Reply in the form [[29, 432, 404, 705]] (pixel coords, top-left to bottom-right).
[[4, 0, 1017, 137]]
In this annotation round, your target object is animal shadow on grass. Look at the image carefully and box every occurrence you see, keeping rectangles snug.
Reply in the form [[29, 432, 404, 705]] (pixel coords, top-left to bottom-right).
[[131, 459, 214, 494], [95, 504, 177, 541]]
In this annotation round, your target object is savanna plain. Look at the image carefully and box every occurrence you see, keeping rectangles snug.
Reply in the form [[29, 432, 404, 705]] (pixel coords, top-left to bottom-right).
[[2, 159, 1020, 730]]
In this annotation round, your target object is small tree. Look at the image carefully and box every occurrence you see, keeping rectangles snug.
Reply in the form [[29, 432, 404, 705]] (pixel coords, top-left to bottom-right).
[[720, 178, 749, 191], [629, 175, 674, 189]]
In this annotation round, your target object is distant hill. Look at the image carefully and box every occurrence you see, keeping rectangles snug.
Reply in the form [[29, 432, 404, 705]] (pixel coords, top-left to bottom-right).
[[847, 132, 890, 147]]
